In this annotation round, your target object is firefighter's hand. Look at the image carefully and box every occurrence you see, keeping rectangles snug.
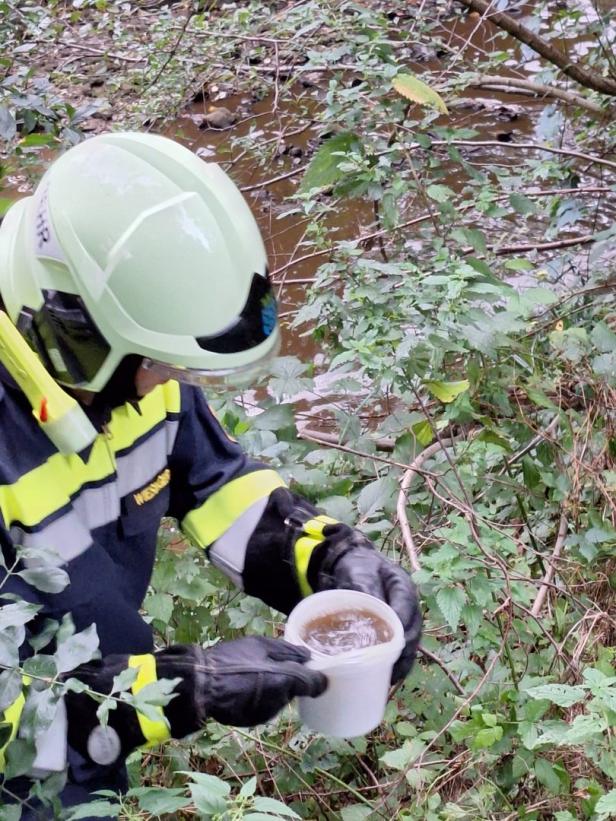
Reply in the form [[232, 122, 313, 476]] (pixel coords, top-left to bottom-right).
[[311, 525, 422, 683], [65, 638, 327, 765], [158, 637, 327, 731]]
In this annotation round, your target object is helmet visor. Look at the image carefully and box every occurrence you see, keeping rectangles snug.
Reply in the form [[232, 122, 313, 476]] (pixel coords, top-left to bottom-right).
[[141, 333, 281, 390]]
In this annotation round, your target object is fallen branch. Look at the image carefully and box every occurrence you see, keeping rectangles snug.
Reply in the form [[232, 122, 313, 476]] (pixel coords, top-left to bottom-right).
[[491, 233, 596, 256], [61, 41, 144, 63], [456, 0, 616, 97], [531, 512, 568, 616], [468, 75, 607, 116], [422, 139, 616, 172], [397, 438, 461, 572], [298, 426, 394, 451], [241, 164, 308, 192], [297, 429, 429, 472]]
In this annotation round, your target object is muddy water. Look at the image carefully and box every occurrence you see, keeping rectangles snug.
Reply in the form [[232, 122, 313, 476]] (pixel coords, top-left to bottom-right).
[[167, 7, 614, 346]]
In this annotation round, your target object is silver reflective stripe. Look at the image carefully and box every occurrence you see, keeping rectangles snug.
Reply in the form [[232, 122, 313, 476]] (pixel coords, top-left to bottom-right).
[[9, 420, 177, 566], [208, 496, 268, 589], [116, 426, 168, 497], [11, 512, 93, 564], [73, 481, 121, 530], [166, 419, 179, 454]]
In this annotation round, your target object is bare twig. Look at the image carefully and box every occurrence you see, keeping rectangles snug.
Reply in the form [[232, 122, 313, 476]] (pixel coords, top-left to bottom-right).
[[60, 41, 144, 63], [397, 438, 461, 572], [531, 512, 568, 616], [418, 644, 465, 695]]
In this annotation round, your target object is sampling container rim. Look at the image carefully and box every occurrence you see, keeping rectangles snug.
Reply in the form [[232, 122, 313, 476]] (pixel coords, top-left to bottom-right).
[[285, 589, 405, 669]]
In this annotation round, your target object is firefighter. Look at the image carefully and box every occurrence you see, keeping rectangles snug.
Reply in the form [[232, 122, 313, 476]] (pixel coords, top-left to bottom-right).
[[0, 132, 421, 817]]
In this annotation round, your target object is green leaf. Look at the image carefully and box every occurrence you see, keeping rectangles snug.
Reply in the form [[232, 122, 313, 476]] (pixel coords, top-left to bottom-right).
[[144, 592, 174, 623], [66, 801, 120, 819], [0, 106, 16, 141], [252, 796, 301, 817], [426, 184, 454, 203], [340, 806, 374, 821], [357, 476, 394, 516], [596, 789, 616, 818], [133, 787, 191, 815], [424, 379, 470, 403], [298, 132, 361, 193], [451, 227, 487, 254], [504, 258, 534, 271], [534, 758, 563, 795], [239, 776, 258, 799], [18, 567, 69, 594], [19, 133, 58, 147], [185, 772, 230, 815], [54, 624, 99, 674], [472, 725, 503, 749], [268, 356, 310, 399], [509, 193, 537, 215], [436, 586, 466, 630], [243, 815, 290, 821], [0, 803, 22, 821], [380, 738, 425, 770], [0, 668, 23, 712], [411, 419, 434, 446], [524, 683, 587, 708], [392, 73, 448, 114]]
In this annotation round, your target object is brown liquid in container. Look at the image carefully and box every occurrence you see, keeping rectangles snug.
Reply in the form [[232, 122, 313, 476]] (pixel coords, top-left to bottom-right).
[[301, 608, 393, 656]]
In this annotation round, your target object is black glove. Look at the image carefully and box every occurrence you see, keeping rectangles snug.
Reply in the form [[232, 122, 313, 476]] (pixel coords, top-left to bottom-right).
[[307, 525, 422, 683], [65, 637, 326, 765]]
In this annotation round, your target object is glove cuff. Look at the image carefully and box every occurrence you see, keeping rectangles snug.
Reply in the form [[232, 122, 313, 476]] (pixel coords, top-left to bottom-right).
[[155, 646, 209, 739]]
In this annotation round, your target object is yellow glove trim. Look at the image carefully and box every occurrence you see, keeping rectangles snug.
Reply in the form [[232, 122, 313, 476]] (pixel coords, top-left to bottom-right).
[[294, 515, 338, 597], [182, 469, 286, 548], [128, 654, 171, 748]]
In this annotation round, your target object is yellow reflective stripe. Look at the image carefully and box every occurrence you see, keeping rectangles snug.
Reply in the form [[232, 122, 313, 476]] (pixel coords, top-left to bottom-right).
[[0, 438, 113, 528], [0, 384, 177, 529], [294, 515, 338, 597], [162, 380, 181, 415], [182, 469, 287, 548], [0, 676, 31, 770], [128, 654, 170, 748], [107, 386, 167, 452]]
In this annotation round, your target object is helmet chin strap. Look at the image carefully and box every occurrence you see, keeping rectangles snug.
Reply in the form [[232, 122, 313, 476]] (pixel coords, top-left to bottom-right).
[[84, 355, 144, 424]]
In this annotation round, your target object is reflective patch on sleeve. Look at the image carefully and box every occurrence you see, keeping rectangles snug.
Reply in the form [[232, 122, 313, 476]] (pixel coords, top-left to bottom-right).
[[128, 654, 171, 748], [208, 496, 268, 588], [182, 469, 286, 548]]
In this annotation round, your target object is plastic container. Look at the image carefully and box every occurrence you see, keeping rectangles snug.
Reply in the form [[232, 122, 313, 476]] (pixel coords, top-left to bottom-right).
[[284, 589, 405, 737]]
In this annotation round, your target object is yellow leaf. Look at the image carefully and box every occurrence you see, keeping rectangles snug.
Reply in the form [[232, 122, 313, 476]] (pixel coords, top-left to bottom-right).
[[424, 379, 470, 403], [392, 73, 448, 115]]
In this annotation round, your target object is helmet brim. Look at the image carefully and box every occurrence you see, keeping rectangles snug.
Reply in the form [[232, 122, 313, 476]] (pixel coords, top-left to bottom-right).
[[142, 334, 281, 390]]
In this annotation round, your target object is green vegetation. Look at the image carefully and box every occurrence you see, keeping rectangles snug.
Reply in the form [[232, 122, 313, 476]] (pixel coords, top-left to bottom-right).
[[1, 0, 615, 818]]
